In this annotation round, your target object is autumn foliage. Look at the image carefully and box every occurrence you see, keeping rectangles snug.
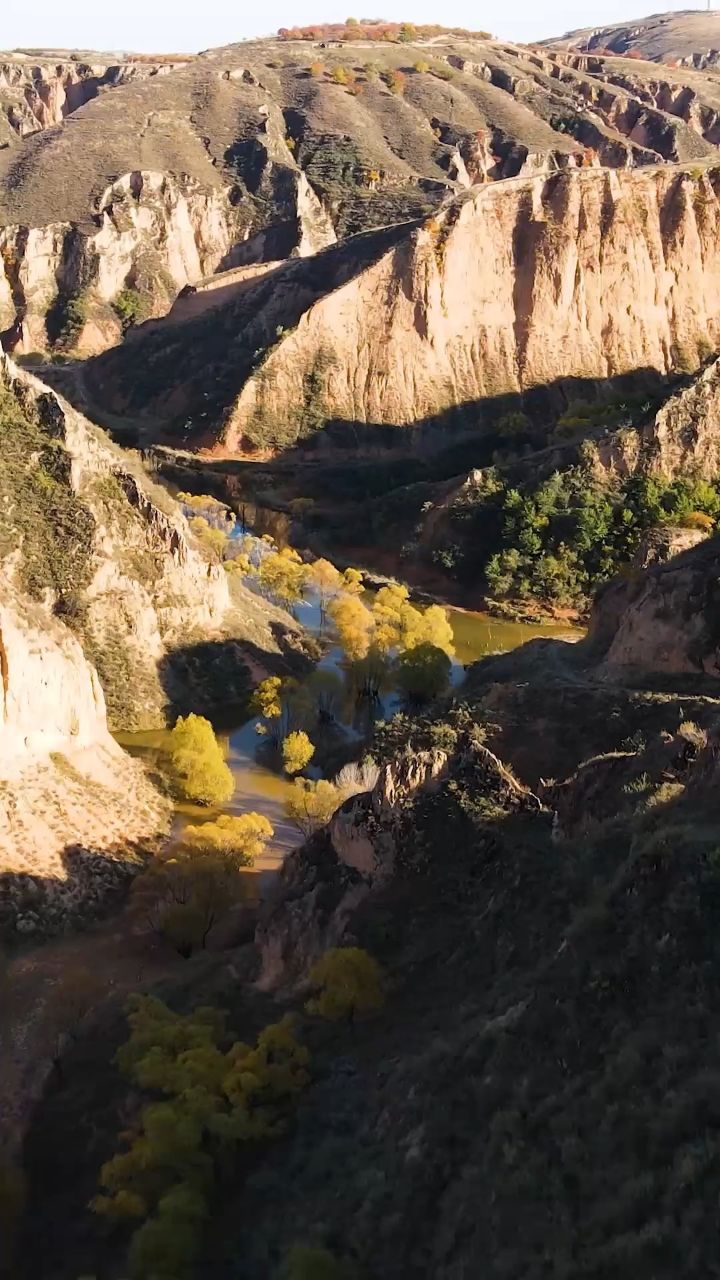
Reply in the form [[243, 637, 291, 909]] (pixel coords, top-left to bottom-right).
[[277, 21, 491, 43], [166, 713, 234, 807], [93, 997, 310, 1277]]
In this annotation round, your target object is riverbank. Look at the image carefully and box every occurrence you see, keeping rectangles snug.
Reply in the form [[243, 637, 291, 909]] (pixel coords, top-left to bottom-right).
[[0, 460, 580, 1158]]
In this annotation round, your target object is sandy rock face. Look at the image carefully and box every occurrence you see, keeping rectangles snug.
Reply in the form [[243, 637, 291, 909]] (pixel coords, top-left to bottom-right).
[[215, 168, 720, 446], [0, 601, 107, 778], [0, 348, 299, 728], [0, 59, 184, 141], [639, 356, 720, 479], [0, 596, 171, 936], [0, 164, 339, 354], [96, 166, 720, 451], [0, 172, 238, 353]]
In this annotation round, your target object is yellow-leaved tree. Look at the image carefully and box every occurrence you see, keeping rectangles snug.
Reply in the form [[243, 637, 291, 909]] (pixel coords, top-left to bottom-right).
[[395, 641, 452, 702], [307, 557, 343, 619], [250, 676, 284, 722], [250, 676, 312, 747], [189, 515, 228, 563], [306, 947, 385, 1022], [328, 593, 375, 661], [166, 713, 234, 806], [184, 812, 273, 866], [282, 730, 315, 776], [286, 778, 344, 836], [131, 844, 244, 956], [372, 584, 454, 656], [257, 545, 308, 609], [93, 996, 310, 1278], [341, 566, 364, 595]]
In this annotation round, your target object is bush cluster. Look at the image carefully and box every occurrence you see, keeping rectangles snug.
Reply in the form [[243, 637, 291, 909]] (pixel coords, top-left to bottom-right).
[[439, 467, 720, 606]]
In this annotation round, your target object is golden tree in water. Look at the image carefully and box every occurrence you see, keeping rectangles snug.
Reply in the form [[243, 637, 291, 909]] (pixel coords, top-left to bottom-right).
[[166, 714, 234, 806]]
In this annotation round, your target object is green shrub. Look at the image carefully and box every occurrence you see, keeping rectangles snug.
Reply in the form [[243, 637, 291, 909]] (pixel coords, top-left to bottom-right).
[[439, 466, 720, 606], [112, 287, 149, 333], [48, 289, 89, 350]]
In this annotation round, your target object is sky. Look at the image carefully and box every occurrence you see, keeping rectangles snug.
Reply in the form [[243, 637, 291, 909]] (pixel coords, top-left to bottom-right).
[[1, 1, 680, 55]]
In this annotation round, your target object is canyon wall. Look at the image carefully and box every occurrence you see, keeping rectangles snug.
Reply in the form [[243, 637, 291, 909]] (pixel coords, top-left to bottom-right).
[[7, 35, 720, 358], [0, 593, 170, 935], [0, 346, 305, 932], [230, 166, 720, 445], [0, 168, 336, 355], [0, 347, 300, 728], [89, 166, 720, 452]]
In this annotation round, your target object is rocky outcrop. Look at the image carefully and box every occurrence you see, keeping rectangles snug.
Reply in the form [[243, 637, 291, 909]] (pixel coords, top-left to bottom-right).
[[0, 164, 340, 354], [0, 173, 240, 354], [0, 595, 171, 936], [588, 533, 720, 678], [637, 357, 720, 479], [632, 525, 708, 569], [88, 166, 720, 452], [540, 725, 706, 838], [256, 738, 539, 988]]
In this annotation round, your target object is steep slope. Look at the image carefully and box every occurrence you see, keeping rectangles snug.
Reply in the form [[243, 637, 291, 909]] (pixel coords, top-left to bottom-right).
[[0, 345, 299, 730], [86, 165, 720, 452], [545, 9, 720, 66], [588, 531, 720, 677], [20, 536, 720, 1280], [0, 344, 305, 919], [0, 346, 303, 933], [6, 34, 720, 351], [0, 595, 170, 937]]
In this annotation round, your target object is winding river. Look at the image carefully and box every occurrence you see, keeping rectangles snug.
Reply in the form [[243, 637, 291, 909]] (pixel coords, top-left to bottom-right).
[[2, 511, 577, 1148], [119, 539, 577, 895]]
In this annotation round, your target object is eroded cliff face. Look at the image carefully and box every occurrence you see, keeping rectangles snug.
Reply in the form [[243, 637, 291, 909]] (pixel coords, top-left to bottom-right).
[[0, 164, 337, 354], [0, 346, 305, 933], [89, 166, 720, 452], [0, 173, 238, 354], [0, 58, 184, 144], [0, 347, 299, 728], [0, 594, 170, 935], [639, 356, 720, 479], [8, 35, 720, 356], [232, 167, 720, 444], [0, 598, 107, 774]]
